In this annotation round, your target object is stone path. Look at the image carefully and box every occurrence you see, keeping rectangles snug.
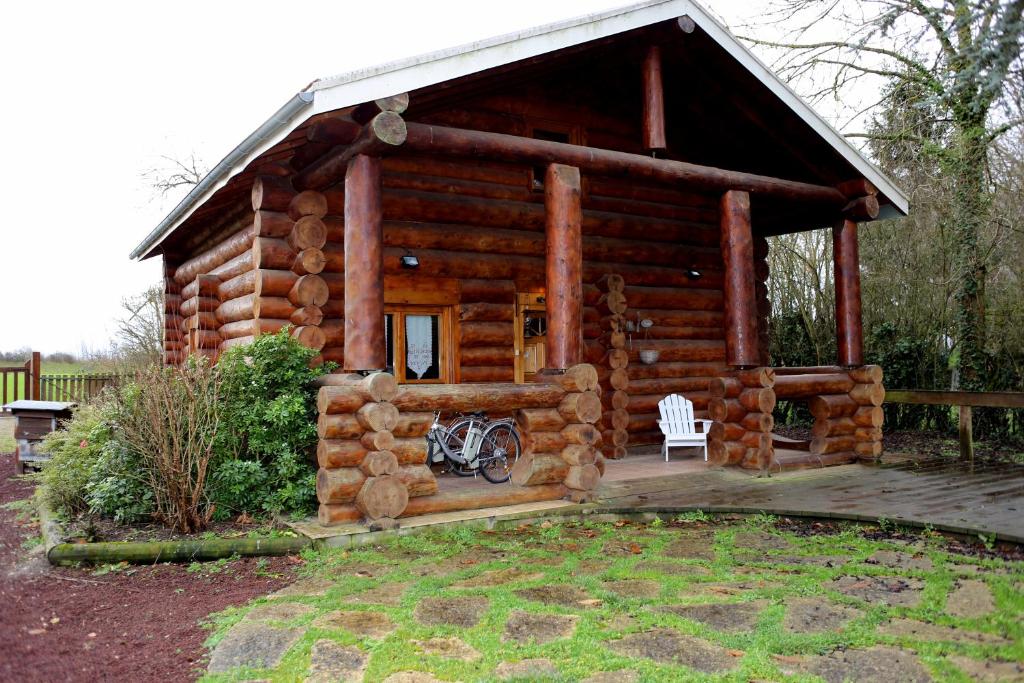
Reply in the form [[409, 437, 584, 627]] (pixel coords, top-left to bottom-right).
[[203, 520, 1023, 682]]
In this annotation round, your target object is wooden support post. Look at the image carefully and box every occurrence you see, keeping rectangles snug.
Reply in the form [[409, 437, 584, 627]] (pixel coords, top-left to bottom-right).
[[26, 352, 41, 400], [719, 190, 759, 367], [343, 154, 385, 371], [958, 404, 974, 463], [642, 45, 666, 153], [833, 219, 864, 367], [545, 164, 583, 370]]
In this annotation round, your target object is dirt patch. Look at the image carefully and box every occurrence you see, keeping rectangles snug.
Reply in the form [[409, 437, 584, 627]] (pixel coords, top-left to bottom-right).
[[878, 618, 1009, 645], [383, 673, 445, 683], [776, 645, 931, 683], [0, 452, 301, 683], [948, 655, 1024, 682], [243, 601, 314, 623], [413, 596, 489, 627], [412, 636, 480, 661], [866, 550, 934, 571], [784, 597, 863, 633], [582, 671, 640, 683], [634, 559, 710, 576], [662, 600, 767, 633], [946, 579, 996, 618], [503, 610, 579, 644], [572, 559, 612, 576], [451, 567, 544, 588], [268, 576, 335, 599], [342, 581, 409, 606], [602, 579, 661, 599], [733, 530, 793, 552], [306, 639, 368, 683], [515, 584, 598, 608], [314, 609, 397, 639], [826, 575, 925, 607], [662, 531, 717, 560], [682, 579, 780, 597], [607, 628, 740, 673]]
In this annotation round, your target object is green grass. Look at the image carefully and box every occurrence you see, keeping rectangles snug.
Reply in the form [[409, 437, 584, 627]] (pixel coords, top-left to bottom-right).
[[198, 518, 1024, 682], [2, 360, 112, 404], [0, 416, 14, 454]]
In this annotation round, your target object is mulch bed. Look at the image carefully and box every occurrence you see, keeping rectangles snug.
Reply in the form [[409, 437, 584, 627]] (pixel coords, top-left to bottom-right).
[[0, 452, 303, 683]]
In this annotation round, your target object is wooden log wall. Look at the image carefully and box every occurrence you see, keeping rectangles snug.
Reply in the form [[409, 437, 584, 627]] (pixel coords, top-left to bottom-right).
[[314, 364, 600, 525], [316, 372, 411, 525], [707, 367, 775, 470], [164, 177, 332, 365], [163, 256, 185, 366], [771, 364, 885, 466], [595, 274, 630, 459]]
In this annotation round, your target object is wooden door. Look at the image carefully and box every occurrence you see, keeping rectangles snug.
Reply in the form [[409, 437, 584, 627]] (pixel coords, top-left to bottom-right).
[[514, 291, 547, 383]]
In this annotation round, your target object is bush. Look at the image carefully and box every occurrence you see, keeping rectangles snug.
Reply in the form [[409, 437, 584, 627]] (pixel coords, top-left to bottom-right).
[[113, 361, 222, 533], [40, 400, 115, 517], [213, 329, 329, 517]]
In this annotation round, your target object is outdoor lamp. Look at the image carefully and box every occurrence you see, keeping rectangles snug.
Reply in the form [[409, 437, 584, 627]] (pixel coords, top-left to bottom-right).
[[685, 268, 702, 280], [401, 252, 420, 269]]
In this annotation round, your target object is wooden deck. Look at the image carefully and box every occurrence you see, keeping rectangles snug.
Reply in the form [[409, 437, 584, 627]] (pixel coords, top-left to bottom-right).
[[599, 452, 1024, 543]]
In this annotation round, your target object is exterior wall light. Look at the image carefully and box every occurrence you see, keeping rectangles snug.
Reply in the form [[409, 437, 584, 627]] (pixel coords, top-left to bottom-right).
[[401, 253, 420, 269]]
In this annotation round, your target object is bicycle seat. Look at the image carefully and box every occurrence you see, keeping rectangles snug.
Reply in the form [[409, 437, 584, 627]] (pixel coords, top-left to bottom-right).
[[467, 411, 486, 418]]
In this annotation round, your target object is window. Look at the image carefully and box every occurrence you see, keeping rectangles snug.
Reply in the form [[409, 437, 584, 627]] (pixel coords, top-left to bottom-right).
[[384, 305, 453, 383]]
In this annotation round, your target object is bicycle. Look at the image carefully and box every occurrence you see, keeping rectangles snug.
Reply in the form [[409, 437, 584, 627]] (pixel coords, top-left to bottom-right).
[[426, 411, 522, 483]]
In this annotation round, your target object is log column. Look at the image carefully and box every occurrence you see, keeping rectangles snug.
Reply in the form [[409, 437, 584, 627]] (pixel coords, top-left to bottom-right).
[[344, 154, 385, 372], [720, 190, 759, 368], [544, 163, 583, 370], [642, 45, 667, 153], [833, 218, 864, 367]]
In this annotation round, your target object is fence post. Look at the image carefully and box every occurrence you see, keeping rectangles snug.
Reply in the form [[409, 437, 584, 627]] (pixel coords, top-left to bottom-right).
[[24, 352, 41, 400], [958, 404, 973, 463]]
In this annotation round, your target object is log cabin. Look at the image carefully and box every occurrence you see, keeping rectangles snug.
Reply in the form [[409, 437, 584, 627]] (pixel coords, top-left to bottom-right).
[[132, 0, 907, 526]]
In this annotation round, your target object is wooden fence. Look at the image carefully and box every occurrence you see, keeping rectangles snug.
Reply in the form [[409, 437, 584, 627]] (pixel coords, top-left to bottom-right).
[[885, 390, 1024, 462], [1, 351, 121, 411]]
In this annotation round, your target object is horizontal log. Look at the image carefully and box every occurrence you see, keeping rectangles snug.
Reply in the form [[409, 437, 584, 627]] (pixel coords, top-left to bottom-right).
[[179, 296, 218, 317], [295, 112, 408, 190], [180, 274, 222, 300], [808, 394, 859, 420], [854, 426, 883, 441], [852, 406, 884, 428], [561, 444, 597, 466], [707, 398, 746, 423], [739, 388, 776, 413], [395, 464, 438, 497], [288, 190, 329, 220], [400, 483, 568, 518], [628, 391, 710, 414], [773, 373, 855, 399], [291, 305, 324, 326], [318, 413, 362, 439], [855, 441, 883, 458], [215, 295, 295, 323], [848, 365, 883, 384], [708, 377, 742, 399], [316, 466, 366, 504], [317, 503, 362, 525], [538, 365, 599, 393], [252, 176, 295, 212], [564, 464, 601, 491], [254, 210, 293, 237], [626, 362, 726, 380], [401, 122, 849, 205], [317, 440, 368, 468], [174, 225, 255, 285], [253, 237, 296, 270], [811, 417, 856, 438], [289, 274, 329, 307], [460, 321, 513, 347], [460, 278, 516, 303], [510, 453, 570, 486], [460, 366, 514, 383], [773, 365, 843, 375], [219, 318, 289, 340], [391, 383, 565, 413], [810, 435, 857, 455], [360, 430, 396, 452], [292, 247, 327, 275], [557, 391, 602, 424], [516, 408, 567, 432], [561, 423, 600, 446], [628, 376, 709, 396], [460, 346, 514, 366], [360, 450, 399, 477], [523, 430, 567, 455], [459, 302, 514, 322], [355, 402, 399, 432], [287, 215, 327, 251], [392, 438, 428, 465], [318, 372, 398, 403], [850, 382, 885, 406], [220, 336, 254, 351], [392, 412, 434, 438]]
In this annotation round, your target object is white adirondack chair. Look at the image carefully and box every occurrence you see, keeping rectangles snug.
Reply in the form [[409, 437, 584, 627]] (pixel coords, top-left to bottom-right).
[[657, 394, 711, 461]]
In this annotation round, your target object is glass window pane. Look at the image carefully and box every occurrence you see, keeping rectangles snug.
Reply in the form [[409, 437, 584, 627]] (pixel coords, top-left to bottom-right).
[[404, 314, 440, 380], [384, 314, 394, 375]]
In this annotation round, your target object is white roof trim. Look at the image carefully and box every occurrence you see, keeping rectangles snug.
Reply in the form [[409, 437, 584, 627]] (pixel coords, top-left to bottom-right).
[[134, 0, 907, 259]]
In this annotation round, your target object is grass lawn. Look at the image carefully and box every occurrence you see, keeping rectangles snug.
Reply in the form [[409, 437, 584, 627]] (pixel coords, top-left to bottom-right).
[[0, 416, 13, 454], [198, 516, 1024, 682]]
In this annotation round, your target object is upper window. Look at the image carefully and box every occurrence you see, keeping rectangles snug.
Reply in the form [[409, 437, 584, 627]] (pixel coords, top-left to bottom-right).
[[384, 306, 452, 383], [528, 123, 579, 191]]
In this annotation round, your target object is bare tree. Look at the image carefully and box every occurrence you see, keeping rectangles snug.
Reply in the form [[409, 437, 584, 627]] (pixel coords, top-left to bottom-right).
[[141, 153, 207, 199], [114, 284, 164, 367], [741, 0, 1024, 390]]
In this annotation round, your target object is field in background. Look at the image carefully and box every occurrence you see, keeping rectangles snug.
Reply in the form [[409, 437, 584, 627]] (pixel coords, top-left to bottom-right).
[[0, 416, 14, 454], [2, 360, 111, 405]]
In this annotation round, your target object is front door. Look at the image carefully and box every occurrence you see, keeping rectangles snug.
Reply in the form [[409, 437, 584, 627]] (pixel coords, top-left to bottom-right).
[[514, 292, 547, 383]]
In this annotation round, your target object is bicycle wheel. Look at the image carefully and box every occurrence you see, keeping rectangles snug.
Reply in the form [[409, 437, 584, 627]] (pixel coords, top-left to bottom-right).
[[442, 417, 476, 476], [478, 422, 521, 483]]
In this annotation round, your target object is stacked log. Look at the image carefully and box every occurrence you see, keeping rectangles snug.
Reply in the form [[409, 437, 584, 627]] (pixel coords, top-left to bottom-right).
[[510, 364, 603, 503], [315, 372, 420, 526], [163, 257, 185, 365], [595, 275, 629, 459], [459, 296, 515, 382], [707, 367, 775, 469], [847, 365, 884, 461]]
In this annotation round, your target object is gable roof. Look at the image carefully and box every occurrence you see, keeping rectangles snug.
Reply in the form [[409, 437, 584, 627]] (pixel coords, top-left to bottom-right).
[[131, 0, 908, 260]]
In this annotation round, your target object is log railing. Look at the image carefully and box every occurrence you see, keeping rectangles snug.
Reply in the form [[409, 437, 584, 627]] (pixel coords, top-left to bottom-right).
[[884, 390, 1024, 462], [314, 364, 603, 526]]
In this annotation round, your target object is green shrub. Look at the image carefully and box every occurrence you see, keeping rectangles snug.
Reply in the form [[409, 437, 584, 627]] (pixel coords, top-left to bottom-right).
[[40, 400, 116, 517], [85, 439, 153, 524], [213, 329, 330, 517]]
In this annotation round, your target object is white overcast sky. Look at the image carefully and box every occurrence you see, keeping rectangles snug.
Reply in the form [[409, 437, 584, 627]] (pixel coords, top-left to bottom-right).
[[0, 0, 798, 354]]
